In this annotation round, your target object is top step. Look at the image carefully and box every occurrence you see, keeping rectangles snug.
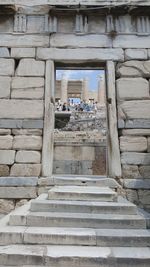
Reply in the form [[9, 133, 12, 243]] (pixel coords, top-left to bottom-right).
[[48, 186, 117, 202]]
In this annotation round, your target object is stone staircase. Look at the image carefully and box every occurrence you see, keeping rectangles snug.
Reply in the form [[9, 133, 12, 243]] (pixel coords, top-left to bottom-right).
[[0, 176, 150, 266]]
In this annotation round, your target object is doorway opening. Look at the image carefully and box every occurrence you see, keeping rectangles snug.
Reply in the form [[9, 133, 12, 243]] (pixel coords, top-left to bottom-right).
[[53, 67, 107, 176]]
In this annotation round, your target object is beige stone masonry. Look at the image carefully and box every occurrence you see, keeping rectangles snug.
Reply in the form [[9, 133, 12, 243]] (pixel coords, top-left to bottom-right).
[[0, 100, 44, 119], [13, 136, 42, 151], [11, 88, 44, 99], [121, 152, 150, 165], [12, 129, 42, 136], [120, 136, 147, 152], [0, 34, 49, 47], [0, 59, 14, 76], [119, 100, 150, 119], [11, 48, 36, 58], [117, 60, 150, 77], [0, 135, 13, 150], [0, 165, 9, 176], [125, 49, 148, 60], [54, 146, 95, 161], [12, 77, 44, 89], [15, 151, 41, 163], [10, 164, 41, 177], [148, 137, 150, 152], [122, 165, 141, 179], [122, 129, 150, 136], [0, 150, 15, 165], [113, 35, 150, 49], [0, 77, 11, 98], [0, 48, 10, 58], [116, 78, 149, 100], [16, 59, 45, 77], [139, 166, 150, 178], [0, 129, 11, 135]]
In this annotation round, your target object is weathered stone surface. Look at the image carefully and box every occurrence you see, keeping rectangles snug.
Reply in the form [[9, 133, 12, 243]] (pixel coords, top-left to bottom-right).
[[11, 88, 44, 99], [117, 60, 150, 77], [0, 165, 9, 176], [121, 152, 150, 165], [22, 120, 44, 129], [148, 137, 150, 152], [0, 177, 38, 186], [122, 165, 141, 179], [0, 129, 11, 135], [13, 136, 42, 150], [138, 190, 150, 205], [0, 48, 10, 58], [12, 77, 44, 89], [122, 129, 150, 136], [50, 34, 112, 48], [0, 34, 49, 47], [126, 189, 139, 204], [125, 49, 148, 60], [0, 199, 14, 214], [0, 135, 13, 150], [16, 199, 28, 208], [54, 146, 95, 161], [12, 129, 42, 136], [0, 120, 22, 129], [120, 100, 150, 119], [37, 48, 124, 61], [0, 100, 44, 119], [139, 166, 150, 178], [11, 48, 35, 58], [10, 164, 41, 177], [0, 59, 14, 76], [0, 119, 43, 129], [113, 35, 150, 49], [0, 77, 11, 99], [125, 119, 150, 129], [120, 136, 147, 152], [16, 59, 45, 77], [0, 187, 37, 198], [124, 179, 150, 189], [15, 151, 41, 163], [0, 150, 15, 165], [116, 78, 149, 100]]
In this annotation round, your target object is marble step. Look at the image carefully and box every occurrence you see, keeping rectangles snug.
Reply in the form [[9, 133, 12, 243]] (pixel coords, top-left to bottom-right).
[[48, 186, 117, 202], [0, 245, 150, 267], [30, 198, 137, 215], [9, 211, 146, 229], [1, 226, 150, 247]]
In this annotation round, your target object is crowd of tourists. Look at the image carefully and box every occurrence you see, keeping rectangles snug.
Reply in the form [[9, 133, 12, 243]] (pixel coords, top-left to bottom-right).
[[55, 100, 98, 112]]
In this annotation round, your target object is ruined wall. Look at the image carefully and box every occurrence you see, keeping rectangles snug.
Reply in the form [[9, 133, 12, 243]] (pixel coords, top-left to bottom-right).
[[116, 59, 150, 212]]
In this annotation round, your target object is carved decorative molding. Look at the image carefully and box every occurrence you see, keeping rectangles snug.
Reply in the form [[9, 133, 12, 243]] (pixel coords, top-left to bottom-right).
[[14, 14, 26, 32]]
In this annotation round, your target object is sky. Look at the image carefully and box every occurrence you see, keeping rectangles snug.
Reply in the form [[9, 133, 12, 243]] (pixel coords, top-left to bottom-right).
[[56, 69, 105, 92]]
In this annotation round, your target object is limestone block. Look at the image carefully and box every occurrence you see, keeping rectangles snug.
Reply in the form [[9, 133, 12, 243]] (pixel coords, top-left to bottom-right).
[[0, 129, 11, 135], [0, 135, 13, 150], [0, 187, 37, 198], [22, 120, 44, 129], [124, 179, 150, 189], [12, 77, 44, 89], [0, 77, 11, 98], [54, 146, 95, 161], [117, 60, 150, 78], [11, 48, 35, 58], [120, 100, 150, 119], [138, 190, 150, 205], [12, 129, 42, 136], [122, 165, 141, 179], [0, 165, 9, 176], [120, 136, 147, 152], [13, 136, 42, 150], [113, 35, 150, 49], [37, 48, 124, 62], [121, 152, 150, 165], [15, 151, 41, 163], [0, 100, 44, 119], [148, 137, 150, 152], [50, 34, 112, 48], [0, 150, 15, 165], [122, 129, 150, 136], [116, 78, 149, 100], [0, 34, 49, 47], [125, 49, 147, 60], [0, 177, 38, 186], [0, 59, 14, 76], [0, 48, 10, 58], [139, 166, 150, 178], [10, 164, 41, 177], [126, 189, 139, 204], [11, 88, 44, 99], [16, 59, 45, 77], [0, 199, 14, 214], [125, 119, 150, 129]]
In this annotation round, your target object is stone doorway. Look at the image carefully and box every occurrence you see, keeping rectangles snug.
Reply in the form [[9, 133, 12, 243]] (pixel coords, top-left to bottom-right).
[[42, 60, 121, 179]]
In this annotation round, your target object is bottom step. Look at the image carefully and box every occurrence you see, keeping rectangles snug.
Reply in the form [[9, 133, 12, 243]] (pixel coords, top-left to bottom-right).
[[0, 245, 150, 267]]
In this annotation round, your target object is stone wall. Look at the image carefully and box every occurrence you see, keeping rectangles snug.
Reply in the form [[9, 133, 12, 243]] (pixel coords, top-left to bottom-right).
[[117, 60, 150, 212]]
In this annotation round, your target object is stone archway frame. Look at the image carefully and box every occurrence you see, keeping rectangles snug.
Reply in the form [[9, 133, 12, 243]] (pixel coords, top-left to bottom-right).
[[42, 59, 121, 178]]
